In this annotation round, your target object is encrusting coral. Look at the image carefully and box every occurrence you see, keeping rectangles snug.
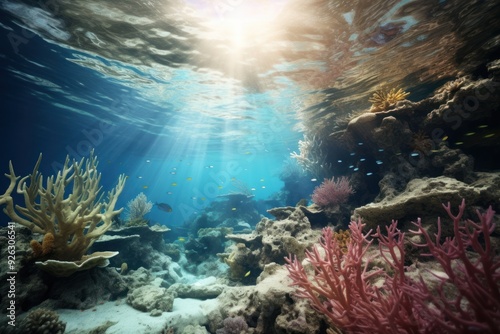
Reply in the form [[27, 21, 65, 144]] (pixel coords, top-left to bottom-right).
[[368, 87, 409, 112], [0, 150, 126, 276]]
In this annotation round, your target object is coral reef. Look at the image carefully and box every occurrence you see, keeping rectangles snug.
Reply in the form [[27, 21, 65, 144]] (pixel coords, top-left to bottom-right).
[[216, 316, 248, 334], [353, 172, 500, 231], [221, 206, 322, 282], [0, 151, 126, 276], [207, 263, 327, 333], [286, 201, 500, 333], [91, 224, 171, 271]]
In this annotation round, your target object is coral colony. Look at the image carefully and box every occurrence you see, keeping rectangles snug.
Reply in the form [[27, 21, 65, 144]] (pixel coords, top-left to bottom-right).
[[286, 200, 500, 333], [0, 151, 125, 277]]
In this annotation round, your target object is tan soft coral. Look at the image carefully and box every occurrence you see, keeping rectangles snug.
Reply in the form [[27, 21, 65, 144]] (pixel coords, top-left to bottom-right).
[[0, 150, 126, 275]]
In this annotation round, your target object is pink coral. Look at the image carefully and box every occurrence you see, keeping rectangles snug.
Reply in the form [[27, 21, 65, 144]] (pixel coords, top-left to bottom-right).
[[311, 176, 353, 208], [285, 200, 500, 333]]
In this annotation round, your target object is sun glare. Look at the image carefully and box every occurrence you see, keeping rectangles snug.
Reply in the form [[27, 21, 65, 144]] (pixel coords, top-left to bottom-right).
[[190, 0, 288, 51]]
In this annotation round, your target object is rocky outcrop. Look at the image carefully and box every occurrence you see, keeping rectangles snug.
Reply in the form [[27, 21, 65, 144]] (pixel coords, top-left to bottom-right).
[[353, 172, 500, 232]]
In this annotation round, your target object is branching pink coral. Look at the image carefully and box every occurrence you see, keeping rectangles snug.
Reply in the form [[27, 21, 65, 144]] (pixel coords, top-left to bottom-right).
[[408, 199, 500, 332], [311, 176, 354, 207], [285, 200, 500, 333]]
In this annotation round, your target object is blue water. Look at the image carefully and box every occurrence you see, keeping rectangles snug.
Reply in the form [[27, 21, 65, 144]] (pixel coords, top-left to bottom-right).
[[0, 9, 303, 227], [1, 0, 498, 227]]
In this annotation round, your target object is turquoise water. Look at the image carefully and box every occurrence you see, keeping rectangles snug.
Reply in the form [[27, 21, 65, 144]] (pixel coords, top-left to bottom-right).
[[1, 0, 499, 227]]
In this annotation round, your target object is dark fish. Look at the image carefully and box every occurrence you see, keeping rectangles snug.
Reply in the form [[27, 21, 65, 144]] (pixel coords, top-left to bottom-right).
[[156, 202, 172, 212]]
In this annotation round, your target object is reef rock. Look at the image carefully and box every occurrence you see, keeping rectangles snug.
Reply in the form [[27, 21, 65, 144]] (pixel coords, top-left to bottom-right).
[[353, 172, 500, 231], [223, 206, 321, 281], [207, 263, 326, 333], [127, 284, 175, 314]]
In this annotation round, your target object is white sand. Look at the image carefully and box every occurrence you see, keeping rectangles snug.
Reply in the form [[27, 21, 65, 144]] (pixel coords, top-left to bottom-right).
[[58, 297, 219, 334]]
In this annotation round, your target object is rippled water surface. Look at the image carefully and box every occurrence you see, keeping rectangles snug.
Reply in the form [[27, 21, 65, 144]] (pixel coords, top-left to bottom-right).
[[1, 0, 499, 223]]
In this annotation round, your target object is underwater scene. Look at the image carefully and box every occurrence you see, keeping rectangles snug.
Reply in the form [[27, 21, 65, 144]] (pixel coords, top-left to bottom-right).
[[1, 0, 499, 333]]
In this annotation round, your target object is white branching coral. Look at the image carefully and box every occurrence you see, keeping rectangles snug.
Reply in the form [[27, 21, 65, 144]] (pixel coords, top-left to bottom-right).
[[0, 150, 126, 276], [290, 135, 332, 177], [125, 192, 153, 222]]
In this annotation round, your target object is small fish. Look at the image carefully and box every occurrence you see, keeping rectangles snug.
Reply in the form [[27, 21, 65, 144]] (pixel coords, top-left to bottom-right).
[[337, 160, 342, 163], [250, 188, 256, 191], [261, 186, 266, 189], [483, 133, 495, 138], [186, 177, 192, 181], [410, 152, 419, 157], [146, 160, 151, 163], [311, 178, 317, 182], [171, 182, 178, 186], [231, 207, 237, 211], [170, 171, 176, 175], [353, 168, 359, 172], [465, 132, 475, 136], [217, 185, 223, 189], [167, 191, 173, 195], [156, 202, 172, 212], [366, 172, 373, 176], [260, 178, 265, 182], [442, 135, 448, 141], [244, 271, 251, 277], [142, 185, 149, 189], [376, 160, 383, 165], [244, 151, 252, 155], [357, 142, 364, 146], [359, 158, 366, 162], [378, 148, 384, 152], [137, 176, 143, 179], [177, 237, 186, 242], [454, 141, 464, 145], [477, 124, 488, 129]]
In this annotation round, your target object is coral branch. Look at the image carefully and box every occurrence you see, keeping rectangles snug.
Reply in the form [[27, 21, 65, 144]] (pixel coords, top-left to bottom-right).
[[0, 151, 126, 264], [286, 200, 500, 333]]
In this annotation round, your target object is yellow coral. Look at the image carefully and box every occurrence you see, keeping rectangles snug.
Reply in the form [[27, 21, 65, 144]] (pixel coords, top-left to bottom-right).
[[369, 88, 409, 112], [334, 229, 350, 254]]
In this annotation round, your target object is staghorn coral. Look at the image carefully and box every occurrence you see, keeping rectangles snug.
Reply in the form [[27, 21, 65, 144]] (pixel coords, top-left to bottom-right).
[[0, 150, 126, 276], [369, 87, 410, 112]]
